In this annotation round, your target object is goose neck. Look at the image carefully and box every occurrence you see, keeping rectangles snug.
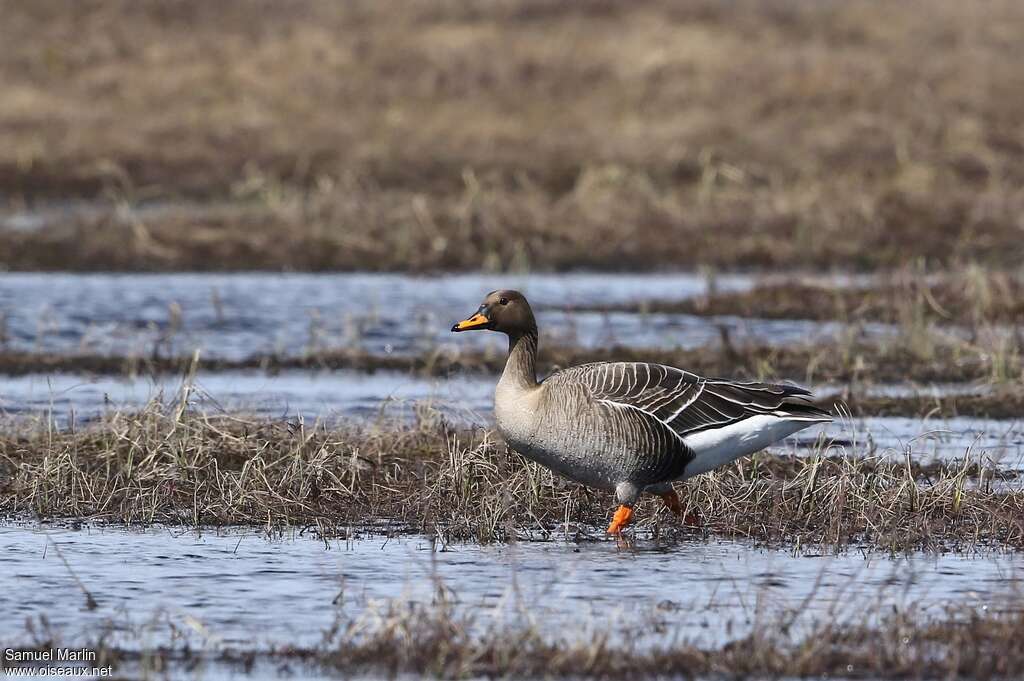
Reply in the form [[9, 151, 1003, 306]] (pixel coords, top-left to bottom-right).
[[502, 329, 539, 389]]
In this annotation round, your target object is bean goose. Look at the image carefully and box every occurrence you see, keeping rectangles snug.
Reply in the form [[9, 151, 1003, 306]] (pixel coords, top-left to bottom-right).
[[452, 289, 832, 535]]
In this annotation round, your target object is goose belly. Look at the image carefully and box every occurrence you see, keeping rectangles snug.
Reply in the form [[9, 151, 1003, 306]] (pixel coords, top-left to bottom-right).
[[500, 426, 622, 491], [491, 382, 651, 489], [494, 392, 622, 490]]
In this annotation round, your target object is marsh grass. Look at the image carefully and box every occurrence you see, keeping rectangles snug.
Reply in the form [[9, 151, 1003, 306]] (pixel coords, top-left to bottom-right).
[[8, 591, 1024, 680], [842, 389, 1024, 421], [0, 326, 1019, 389], [3, 1, 1024, 271], [568, 267, 1024, 327], [2, 402, 1022, 550], [298, 600, 1024, 680]]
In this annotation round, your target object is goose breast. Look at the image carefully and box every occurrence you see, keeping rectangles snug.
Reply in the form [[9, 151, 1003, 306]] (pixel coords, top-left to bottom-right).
[[494, 371, 692, 490]]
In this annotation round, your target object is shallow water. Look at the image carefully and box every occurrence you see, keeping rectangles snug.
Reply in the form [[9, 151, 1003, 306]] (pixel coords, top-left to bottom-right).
[[0, 272, 898, 359], [0, 370, 493, 426], [821, 415, 1024, 470], [3, 524, 1021, 657]]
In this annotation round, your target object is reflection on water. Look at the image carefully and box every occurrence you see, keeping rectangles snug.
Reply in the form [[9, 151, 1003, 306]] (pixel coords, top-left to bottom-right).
[[0, 370, 492, 426], [0, 272, 897, 359], [819, 415, 1024, 469], [3, 524, 1021, 655]]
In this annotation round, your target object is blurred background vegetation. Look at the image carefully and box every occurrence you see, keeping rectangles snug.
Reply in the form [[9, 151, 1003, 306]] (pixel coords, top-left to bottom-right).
[[1, 0, 1021, 272]]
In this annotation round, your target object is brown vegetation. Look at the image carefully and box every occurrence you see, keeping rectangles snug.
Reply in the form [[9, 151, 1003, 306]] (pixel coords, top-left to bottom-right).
[[2, 403, 1022, 550], [6, 348, 1024, 420], [292, 603, 1024, 680], [566, 267, 1024, 326], [842, 390, 1024, 421], [8, 587, 1024, 679], [2, 0, 1024, 271], [1, 319, 1021, 387]]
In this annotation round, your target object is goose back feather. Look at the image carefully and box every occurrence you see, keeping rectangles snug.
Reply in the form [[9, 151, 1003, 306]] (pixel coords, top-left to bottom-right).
[[544, 361, 830, 481]]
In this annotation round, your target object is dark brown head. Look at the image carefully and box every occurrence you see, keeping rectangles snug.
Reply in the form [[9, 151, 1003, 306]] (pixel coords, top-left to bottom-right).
[[451, 289, 536, 336]]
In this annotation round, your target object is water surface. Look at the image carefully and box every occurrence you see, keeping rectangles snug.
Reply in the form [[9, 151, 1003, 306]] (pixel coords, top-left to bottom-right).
[[0, 370, 492, 426], [0, 272, 897, 359], [4, 524, 1021, 656]]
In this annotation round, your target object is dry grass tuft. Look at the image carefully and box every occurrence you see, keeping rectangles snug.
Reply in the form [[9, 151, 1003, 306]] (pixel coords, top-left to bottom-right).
[[314, 600, 1024, 679], [9, 594, 1024, 679], [2, 402, 1022, 550]]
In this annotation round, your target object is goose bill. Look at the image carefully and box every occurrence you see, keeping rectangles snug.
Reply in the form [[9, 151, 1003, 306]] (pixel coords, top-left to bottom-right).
[[451, 312, 491, 332]]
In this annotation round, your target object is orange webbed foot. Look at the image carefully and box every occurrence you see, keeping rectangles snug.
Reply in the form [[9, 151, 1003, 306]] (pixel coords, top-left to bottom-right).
[[606, 505, 634, 534]]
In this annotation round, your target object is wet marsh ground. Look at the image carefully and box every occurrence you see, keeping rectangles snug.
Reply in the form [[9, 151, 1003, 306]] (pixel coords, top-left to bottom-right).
[[0, 270, 1021, 390], [4, 280, 1019, 679], [561, 267, 1024, 326], [4, 524, 1024, 680], [1, 271, 1023, 677], [0, 270, 1019, 548], [3, 1, 1024, 677]]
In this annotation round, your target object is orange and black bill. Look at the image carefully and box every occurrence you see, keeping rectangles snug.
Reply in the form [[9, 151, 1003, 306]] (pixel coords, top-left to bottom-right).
[[451, 309, 491, 332]]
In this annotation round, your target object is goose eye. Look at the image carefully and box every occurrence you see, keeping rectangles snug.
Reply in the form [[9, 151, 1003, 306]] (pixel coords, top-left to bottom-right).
[[499, 297, 509, 306]]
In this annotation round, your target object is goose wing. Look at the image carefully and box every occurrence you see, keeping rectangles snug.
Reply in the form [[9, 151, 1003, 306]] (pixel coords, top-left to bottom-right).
[[551, 362, 831, 440]]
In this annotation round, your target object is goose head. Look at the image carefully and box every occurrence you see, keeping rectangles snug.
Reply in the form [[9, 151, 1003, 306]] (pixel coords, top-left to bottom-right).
[[451, 289, 536, 336]]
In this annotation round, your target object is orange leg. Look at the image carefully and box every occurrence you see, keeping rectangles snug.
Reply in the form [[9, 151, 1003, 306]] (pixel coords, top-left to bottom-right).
[[659, 488, 701, 527], [659, 489, 683, 515], [606, 505, 634, 534]]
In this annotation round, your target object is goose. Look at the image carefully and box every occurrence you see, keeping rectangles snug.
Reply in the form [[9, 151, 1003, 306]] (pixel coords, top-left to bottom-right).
[[452, 289, 832, 535]]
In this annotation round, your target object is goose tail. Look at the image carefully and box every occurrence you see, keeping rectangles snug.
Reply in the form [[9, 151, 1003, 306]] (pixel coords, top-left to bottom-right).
[[774, 390, 833, 423]]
